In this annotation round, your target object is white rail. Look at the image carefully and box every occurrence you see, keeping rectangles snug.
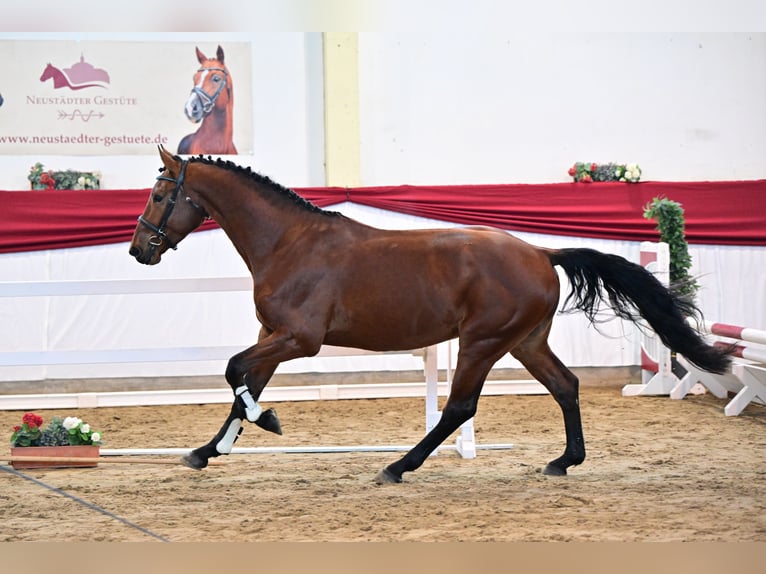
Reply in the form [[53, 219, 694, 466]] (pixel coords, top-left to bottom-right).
[[0, 277, 424, 366]]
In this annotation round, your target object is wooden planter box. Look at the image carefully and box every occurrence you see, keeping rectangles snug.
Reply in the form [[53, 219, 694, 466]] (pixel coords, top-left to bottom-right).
[[10, 445, 100, 469]]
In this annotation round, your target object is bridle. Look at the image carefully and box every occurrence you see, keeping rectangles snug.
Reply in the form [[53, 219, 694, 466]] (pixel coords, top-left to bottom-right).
[[137, 159, 209, 256], [191, 65, 229, 115]]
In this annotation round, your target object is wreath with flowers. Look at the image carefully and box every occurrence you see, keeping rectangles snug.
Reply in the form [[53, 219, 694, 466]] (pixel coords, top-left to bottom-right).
[[568, 162, 641, 183], [28, 162, 101, 190]]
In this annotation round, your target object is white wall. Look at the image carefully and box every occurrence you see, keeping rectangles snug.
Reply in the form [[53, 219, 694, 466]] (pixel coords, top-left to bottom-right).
[[358, 33, 766, 184]]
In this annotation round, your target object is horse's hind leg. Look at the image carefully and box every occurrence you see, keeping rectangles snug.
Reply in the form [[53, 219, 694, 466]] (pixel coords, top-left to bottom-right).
[[375, 345, 499, 484], [511, 335, 585, 476]]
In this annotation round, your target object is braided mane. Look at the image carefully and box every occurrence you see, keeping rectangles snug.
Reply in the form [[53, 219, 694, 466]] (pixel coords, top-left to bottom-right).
[[182, 154, 341, 217]]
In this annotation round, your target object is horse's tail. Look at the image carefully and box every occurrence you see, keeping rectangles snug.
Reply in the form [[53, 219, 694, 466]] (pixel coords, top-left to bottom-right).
[[548, 247, 732, 374]]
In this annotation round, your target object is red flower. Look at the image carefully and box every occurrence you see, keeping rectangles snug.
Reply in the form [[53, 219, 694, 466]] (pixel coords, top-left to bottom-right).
[[39, 172, 56, 190], [22, 412, 43, 428], [582, 174, 593, 183], [567, 166, 576, 176], [13, 425, 21, 432], [590, 163, 597, 172]]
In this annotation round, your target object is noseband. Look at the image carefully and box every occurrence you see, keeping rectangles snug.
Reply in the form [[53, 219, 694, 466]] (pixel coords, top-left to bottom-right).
[[192, 66, 228, 115], [137, 160, 209, 256]]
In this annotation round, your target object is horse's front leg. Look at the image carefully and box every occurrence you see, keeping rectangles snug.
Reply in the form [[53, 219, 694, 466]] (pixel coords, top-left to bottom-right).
[[181, 361, 281, 470], [181, 400, 247, 470], [182, 326, 320, 470]]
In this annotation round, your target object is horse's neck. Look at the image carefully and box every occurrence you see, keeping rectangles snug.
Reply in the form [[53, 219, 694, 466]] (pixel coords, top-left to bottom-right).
[[51, 70, 68, 88], [197, 107, 235, 151], [201, 183, 308, 274]]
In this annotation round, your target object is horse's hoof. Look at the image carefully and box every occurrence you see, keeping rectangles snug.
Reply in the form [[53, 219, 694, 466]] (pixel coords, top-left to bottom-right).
[[181, 452, 208, 470], [542, 463, 567, 476], [255, 408, 283, 435], [374, 467, 402, 485]]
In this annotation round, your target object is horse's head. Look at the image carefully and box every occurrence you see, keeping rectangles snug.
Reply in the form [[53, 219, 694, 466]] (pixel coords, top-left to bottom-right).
[[129, 146, 210, 265], [39, 63, 55, 82], [184, 45, 232, 123]]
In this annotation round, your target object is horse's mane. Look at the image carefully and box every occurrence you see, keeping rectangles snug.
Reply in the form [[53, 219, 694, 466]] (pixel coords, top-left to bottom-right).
[[180, 154, 341, 217]]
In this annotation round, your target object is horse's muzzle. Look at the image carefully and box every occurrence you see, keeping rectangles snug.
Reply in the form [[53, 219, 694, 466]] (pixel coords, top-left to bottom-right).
[[129, 245, 156, 266], [184, 94, 204, 123]]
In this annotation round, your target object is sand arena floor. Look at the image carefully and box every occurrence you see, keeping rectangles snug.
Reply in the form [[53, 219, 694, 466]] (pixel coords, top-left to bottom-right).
[[1, 383, 764, 542]]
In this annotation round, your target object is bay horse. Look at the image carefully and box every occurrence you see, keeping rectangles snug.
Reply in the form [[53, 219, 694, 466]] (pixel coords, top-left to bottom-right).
[[177, 46, 237, 155], [129, 147, 732, 483]]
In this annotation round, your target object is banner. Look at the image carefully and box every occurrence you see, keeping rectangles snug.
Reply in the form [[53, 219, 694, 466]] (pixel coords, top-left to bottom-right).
[[0, 41, 253, 155]]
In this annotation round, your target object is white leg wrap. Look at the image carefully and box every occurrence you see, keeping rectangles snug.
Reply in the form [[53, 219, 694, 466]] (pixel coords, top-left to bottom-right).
[[235, 385, 263, 422], [215, 418, 243, 454]]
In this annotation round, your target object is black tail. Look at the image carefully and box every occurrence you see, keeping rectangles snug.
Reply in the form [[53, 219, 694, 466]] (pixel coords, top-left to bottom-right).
[[549, 248, 731, 374]]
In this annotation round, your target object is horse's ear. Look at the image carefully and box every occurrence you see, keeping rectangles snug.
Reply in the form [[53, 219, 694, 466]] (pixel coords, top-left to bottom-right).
[[195, 47, 207, 64], [216, 45, 224, 64], [158, 145, 178, 172]]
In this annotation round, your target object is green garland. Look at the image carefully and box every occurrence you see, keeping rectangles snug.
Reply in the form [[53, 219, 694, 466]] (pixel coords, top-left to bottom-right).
[[643, 197, 698, 299]]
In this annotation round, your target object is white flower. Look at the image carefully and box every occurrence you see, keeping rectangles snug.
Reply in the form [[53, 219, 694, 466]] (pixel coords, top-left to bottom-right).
[[80, 423, 90, 434], [90, 432, 101, 443], [77, 176, 86, 186], [628, 166, 641, 180], [63, 416, 82, 430]]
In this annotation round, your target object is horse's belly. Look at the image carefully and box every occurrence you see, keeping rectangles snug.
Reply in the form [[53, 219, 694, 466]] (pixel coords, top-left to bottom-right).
[[325, 300, 459, 352]]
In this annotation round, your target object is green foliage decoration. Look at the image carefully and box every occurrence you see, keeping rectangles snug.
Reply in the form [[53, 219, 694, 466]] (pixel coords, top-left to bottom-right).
[[39, 417, 73, 446], [643, 197, 698, 299]]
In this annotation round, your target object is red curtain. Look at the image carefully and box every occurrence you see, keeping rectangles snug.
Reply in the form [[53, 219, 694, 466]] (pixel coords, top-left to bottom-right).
[[1, 180, 765, 254]]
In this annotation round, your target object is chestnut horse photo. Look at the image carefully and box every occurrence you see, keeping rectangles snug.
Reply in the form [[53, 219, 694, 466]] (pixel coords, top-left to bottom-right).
[[130, 147, 732, 484], [177, 46, 237, 155]]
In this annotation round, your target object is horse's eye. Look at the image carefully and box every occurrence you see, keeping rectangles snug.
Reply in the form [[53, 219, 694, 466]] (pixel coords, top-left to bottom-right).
[[153, 194, 163, 203], [213, 75, 221, 82]]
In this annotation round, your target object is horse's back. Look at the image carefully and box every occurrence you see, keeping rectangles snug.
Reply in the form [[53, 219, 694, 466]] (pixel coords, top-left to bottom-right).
[[329, 224, 557, 292], [359, 225, 554, 276]]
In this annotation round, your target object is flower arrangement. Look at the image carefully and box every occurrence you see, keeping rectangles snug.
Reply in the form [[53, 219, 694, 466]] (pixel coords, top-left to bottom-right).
[[568, 162, 641, 183], [28, 162, 101, 190], [10, 412, 102, 447]]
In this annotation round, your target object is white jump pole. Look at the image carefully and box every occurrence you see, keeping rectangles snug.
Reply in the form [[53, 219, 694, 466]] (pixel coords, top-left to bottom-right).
[[673, 319, 766, 414], [622, 241, 680, 397], [99, 444, 513, 457]]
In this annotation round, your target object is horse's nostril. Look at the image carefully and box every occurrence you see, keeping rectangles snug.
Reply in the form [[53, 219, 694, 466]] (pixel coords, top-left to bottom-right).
[[129, 246, 141, 258]]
